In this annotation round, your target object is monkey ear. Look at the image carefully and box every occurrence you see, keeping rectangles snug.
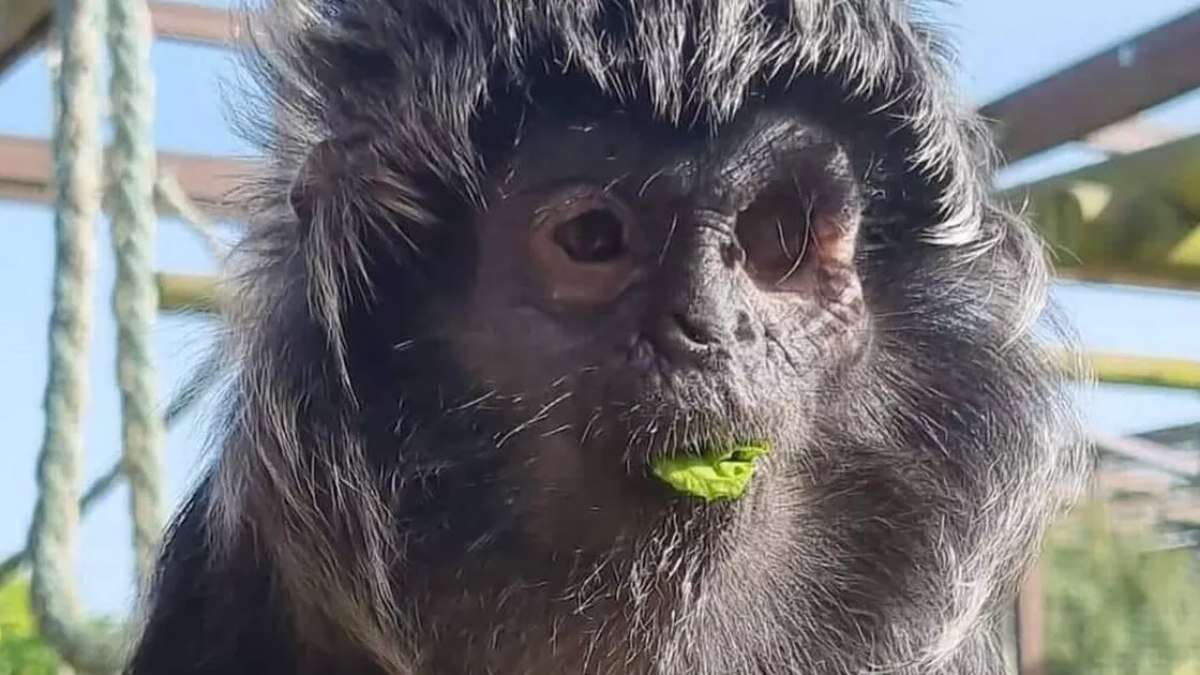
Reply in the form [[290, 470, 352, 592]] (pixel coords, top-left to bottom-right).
[[288, 132, 379, 224], [289, 139, 335, 224]]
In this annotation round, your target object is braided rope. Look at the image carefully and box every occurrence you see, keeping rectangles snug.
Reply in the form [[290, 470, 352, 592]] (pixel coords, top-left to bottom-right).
[[25, 0, 174, 668], [105, 0, 164, 585], [4, 172, 225, 587], [28, 0, 125, 668], [2, 354, 221, 587]]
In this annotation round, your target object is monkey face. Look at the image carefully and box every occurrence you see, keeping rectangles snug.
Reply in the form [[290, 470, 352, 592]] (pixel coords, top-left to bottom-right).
[[443, 101, 872, 505]]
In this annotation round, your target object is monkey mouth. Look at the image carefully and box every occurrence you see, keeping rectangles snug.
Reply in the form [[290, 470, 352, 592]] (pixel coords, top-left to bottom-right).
[[602, 375, 772, 461]]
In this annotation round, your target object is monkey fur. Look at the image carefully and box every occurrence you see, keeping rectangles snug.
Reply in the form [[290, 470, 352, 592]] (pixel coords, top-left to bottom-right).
[[125, 1, 1090, 673]]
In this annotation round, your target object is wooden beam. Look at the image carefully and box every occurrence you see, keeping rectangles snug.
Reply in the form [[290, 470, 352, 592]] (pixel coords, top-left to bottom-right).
[[1, 1, 240, 78], [149, 2, 242, 47], [157, 272, 220, 312], [1053, 265, 1200, 291], [1138, 421, 1200, 448], [981, 9, 1200, 163], [1053, 351, 1200, 392], [0, 133, 252, 219], [1082, 353, 1200, 392], [1090, 431, 1200, 480], [1082, 118, 1187, 156], [0, 0, 50, 75], [1014, 561, 1046, 675], [1003, 134, 1200, 291]]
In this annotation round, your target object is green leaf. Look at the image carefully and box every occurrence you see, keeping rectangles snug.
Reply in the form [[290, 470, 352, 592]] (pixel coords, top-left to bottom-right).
[[650, 443, 769, 502]]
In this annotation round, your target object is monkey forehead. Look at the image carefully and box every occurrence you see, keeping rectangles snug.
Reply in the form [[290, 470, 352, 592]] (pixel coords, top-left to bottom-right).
[[487, 102, 854, 206], [270, 0, 992, 243]]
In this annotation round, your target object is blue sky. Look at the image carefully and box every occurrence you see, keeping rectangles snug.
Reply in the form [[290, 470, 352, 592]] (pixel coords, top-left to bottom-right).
[[2, 0, 1199, 616]]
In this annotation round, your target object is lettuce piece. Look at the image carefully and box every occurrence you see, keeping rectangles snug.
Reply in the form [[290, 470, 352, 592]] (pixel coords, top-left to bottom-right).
[[650, 444, 769, 502]]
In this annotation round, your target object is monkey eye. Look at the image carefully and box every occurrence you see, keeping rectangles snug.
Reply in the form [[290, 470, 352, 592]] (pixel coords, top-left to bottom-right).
[[553, 209, 627, 263], [736, 191, 817, 291], [530, 189, 642, 305]]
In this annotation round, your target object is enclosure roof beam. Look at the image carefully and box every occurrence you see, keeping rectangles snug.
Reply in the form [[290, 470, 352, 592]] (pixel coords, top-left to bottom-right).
[[1090, 431, 1200, 479], [980, 8, 1200, 164], [1000, 133, 1200, 291], [0, 134, 251, 219], [146, 1, 243, 47], [1078, 353, 1200, 392], [1, 1, 241, 76], [0, 0, 50, 74]]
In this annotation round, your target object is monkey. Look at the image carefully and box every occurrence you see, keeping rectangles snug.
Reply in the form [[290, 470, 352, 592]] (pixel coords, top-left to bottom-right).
[[124, 0, 1090, 673]]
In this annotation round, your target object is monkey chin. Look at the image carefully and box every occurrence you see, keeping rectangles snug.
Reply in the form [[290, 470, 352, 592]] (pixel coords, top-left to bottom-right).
[[504, 417, 785, 557]]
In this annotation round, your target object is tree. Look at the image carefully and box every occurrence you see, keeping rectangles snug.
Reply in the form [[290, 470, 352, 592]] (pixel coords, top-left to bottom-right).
[[0, 576, 60, 675], [1044, 501, 1200, 675]]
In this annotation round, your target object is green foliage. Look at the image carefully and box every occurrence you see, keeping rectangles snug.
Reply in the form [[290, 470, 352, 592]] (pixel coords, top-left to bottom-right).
[[1044, 501, 1200, 675], [0, 577, 60, 675]]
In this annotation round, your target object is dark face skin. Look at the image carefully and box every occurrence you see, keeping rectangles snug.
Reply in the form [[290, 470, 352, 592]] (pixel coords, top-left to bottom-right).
[[439, 102, 870, 551]]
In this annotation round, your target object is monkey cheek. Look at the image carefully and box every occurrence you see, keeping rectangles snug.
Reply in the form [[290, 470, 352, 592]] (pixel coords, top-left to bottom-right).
[[626, 333, 658, 371], [513, 434, 665, 554], [819, 276, 867, 341]]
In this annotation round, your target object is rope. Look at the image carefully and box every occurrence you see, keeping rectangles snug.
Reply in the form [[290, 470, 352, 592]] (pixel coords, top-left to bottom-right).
[[155, 172, 228, 260], [25, 0, 169, 668], [3, 169, 225, 587], [1, 355, 220, 586], [105, 0, 164, 585], [27, 0, 125, 667]]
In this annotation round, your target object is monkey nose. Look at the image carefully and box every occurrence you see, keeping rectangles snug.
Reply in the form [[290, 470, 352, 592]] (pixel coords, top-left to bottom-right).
[[666, 311, 718, 346], [643, 307, 727, 364]]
